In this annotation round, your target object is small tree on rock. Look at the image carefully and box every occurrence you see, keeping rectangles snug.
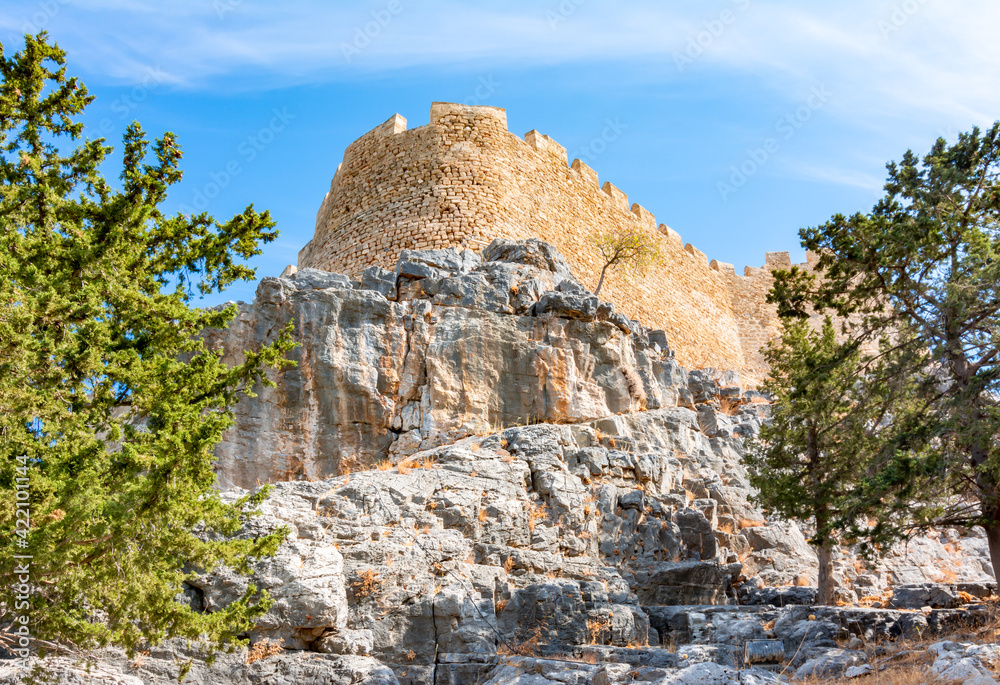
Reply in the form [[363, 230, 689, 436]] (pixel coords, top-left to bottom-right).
[[590, 225, 662, 297]]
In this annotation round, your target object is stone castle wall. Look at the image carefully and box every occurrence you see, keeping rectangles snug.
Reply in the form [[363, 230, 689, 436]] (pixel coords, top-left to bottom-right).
[[299, 102, 814, 380]]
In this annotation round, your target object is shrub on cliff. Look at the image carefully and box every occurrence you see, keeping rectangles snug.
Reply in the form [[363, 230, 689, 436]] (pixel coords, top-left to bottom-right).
[[590, 225, 662, 297], [0, 34, 295, 655], [770, 122, 1000, 584]]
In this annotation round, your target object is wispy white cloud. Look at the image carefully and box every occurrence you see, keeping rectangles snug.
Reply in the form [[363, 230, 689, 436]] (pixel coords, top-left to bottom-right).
[[686, 1, 1000, 129], [2, 0, 998, 129], [784, 162, 886, 191]]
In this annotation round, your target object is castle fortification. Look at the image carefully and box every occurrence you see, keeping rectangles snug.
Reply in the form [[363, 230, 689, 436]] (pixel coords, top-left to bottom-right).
[[299, 102, 816, 379]]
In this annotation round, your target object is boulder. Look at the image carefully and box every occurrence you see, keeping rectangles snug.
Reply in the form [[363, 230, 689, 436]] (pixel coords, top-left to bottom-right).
[[633, 561, 740, 606], [482, 238, 575, 280], [534, 290, 599, 321], [890, 583, 962, 609], [189, 483, 349, 649], [930, 641, 1000, 685], [360, 265, 396, 298], [398, 247, 481, 275], [290, 267, 353, 290]]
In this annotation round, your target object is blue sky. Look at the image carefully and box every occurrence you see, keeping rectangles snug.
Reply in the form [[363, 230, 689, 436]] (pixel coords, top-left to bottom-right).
[[2, 0, 998, 306]]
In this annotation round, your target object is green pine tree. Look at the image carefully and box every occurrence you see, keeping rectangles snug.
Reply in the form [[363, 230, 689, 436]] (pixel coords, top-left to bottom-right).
[[0, 33, 295, 655], [746, 317, 891, 605], [771, 122, 1000, 583]]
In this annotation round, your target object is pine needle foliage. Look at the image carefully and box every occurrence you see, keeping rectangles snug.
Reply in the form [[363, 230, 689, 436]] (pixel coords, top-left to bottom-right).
[[769, 122, 1000, 583], [0, 34, 295, 655], [746, 317, 874, 605]]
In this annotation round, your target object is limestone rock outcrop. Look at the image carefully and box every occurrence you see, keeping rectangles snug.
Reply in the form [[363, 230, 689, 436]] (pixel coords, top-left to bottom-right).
[[207, 238, 685, 490], [6, 240, 996, 685]]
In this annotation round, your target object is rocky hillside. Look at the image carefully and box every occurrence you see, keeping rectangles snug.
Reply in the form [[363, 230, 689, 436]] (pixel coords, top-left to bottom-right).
[[4, 240, 997, 685]]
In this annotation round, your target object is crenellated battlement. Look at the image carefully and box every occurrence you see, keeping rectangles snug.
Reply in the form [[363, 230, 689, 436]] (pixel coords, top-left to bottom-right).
[[299, 103, 817, 379]]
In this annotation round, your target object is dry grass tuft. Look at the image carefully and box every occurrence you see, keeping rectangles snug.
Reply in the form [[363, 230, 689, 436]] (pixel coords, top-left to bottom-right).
[[717, 521, 736, 535], [935, 567, 959, 583], [958, 590, 977, 604], [246, 638, 284, 664], [717, 396, 744, 416], [397, 454, 438, 475], [527, 501, 548, 532], [337, 456, 361, 477], [739, 518, 766, 530], [350, 568, 381, 598], [498, 627, 542, 657], [587, 615, 612, 645]]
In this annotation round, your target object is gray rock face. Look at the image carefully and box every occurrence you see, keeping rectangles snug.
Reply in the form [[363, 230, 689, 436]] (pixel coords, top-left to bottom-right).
[[739, 585, 817, 606], [880, 530, 996, 586], [361, 265, 396, 298], [633, 562, 740, 606], [0, 659, 144, 685], [533, 290, 599, 321], [206, 239, 677, 490], [481, 238, 577, 282], [398, 246, 482, 275], [0, 652, 399, 685], [929, 640, 1000, 684], [23, 241, 997, 685], [290, 267, 353, 291], [889, 581, 998, 609], [188, 482, 349, 649]]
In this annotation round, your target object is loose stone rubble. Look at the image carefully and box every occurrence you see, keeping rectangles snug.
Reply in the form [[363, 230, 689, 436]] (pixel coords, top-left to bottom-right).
[[2, 240, 996, 685]]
